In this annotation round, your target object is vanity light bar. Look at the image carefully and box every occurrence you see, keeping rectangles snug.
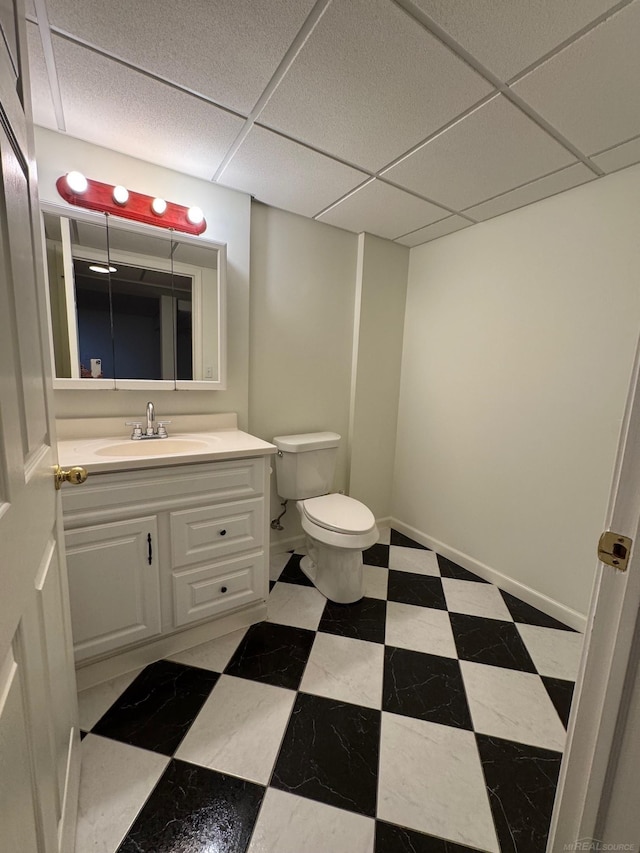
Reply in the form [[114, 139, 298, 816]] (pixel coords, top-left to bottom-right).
[[56, 174, 207, 235]]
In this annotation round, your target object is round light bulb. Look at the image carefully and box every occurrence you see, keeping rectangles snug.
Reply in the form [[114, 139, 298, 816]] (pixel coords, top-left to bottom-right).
[[112, 185, 129, 205], [151, 197, 167, 216], [187, 206, 204, 225], [89, 264, 117, 274], [66, 171, 88, 193]]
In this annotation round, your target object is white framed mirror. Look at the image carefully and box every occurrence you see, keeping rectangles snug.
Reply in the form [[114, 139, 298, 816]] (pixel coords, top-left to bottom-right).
[[41, 202, 227, 391]]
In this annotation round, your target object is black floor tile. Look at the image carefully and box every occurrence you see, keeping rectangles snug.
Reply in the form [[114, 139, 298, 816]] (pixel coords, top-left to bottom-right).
[[383, 647, 472, 729], [387, 571, 447, 610], [318, 596, 386, 644], [224, 621, 315, 690], [542, 676, 575, 729], [268, 579, 276, 592], [272, 692, 380, 817], [277, 553, 314, 586], [437, 555, 489, 584], [450, 613, 537, 673], [390, 529, 429, 550], [375, 820, 484, 852], [363, 542, 390, 567], [80, 730, 88, 740], [500, 589, 575, 631], [92, 660, 218, 755], [476, 734, 562, 853], [116, 759, 264, 853]]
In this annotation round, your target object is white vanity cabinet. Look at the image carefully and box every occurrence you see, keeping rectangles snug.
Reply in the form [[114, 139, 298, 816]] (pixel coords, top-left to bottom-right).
[[61, 454, 271, 667]]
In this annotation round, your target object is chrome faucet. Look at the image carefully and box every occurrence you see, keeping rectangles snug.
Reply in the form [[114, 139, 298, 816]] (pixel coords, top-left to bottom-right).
[[126, 402, 171, 439]]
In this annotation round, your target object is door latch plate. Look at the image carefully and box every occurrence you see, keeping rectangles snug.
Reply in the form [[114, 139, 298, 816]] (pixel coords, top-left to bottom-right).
[[598, 531, 632, 572]]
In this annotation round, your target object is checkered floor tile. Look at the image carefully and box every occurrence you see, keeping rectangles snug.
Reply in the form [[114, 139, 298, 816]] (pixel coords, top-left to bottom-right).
[[76, 528, 582, 853]]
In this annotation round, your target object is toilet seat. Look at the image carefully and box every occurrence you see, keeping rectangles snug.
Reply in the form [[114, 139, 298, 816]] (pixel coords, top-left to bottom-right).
[[302, 493, 376, 535]]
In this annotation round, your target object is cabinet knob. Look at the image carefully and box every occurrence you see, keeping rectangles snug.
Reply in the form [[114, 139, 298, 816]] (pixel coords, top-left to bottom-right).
[[219, 529, 227, 536], [221, 586, 228, 593]]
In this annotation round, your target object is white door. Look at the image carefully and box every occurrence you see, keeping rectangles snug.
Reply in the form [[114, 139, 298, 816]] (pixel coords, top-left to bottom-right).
[[0, 2, 81, 852], [549, 332, 640, 848]]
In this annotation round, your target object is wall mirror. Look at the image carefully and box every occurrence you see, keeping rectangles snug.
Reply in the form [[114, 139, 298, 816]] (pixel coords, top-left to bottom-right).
[[41, 202, 226, 390]]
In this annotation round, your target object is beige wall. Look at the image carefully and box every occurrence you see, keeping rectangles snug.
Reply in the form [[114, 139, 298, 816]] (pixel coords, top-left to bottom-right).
[[349, 233, 408, 520], [35, 128, 252, 427], [248, 203, 359, 547], [393, 164, 640, 624]]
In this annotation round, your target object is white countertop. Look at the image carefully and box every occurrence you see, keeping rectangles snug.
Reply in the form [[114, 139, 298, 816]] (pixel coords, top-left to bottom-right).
[[58, 429, 276, 474]]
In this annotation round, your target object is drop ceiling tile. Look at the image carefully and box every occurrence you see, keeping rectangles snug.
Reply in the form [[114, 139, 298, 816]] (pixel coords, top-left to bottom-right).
[[46, 0, 316, 114], [464, 163, 595, 221], [316, 179, 449, 240], [52, 36, 245, 181], [512, 3, 640, 155], [383, 95, 575, 210], [259, 0, 493, 172], [395, 216, 470, 247], [410, 0, 621, 81], [219, 125, 368, 218], [592, 135, 640, 173], [26, 21, 58, 129]]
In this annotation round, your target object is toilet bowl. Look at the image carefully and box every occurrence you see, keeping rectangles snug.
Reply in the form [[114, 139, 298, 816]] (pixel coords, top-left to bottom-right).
[[297, 493, 378, 603]]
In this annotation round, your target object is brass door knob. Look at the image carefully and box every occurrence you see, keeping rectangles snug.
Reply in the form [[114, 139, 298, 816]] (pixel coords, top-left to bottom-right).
[[54, 464, 88, 490]]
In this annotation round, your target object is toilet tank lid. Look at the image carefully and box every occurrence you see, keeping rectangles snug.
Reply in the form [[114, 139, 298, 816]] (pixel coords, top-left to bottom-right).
[[273, 431, 340, 452]]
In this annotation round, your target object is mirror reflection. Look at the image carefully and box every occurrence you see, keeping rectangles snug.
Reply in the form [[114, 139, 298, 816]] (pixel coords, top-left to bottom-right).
[[42, 208, 223, 388]]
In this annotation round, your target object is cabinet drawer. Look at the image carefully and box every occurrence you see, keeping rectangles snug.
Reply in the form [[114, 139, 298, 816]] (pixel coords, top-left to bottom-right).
[[173, 553, 261, 627], [170, 498, 263, 568]]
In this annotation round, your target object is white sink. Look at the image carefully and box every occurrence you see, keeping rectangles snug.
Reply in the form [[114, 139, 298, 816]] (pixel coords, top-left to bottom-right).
[[95, 437, 212, 457]]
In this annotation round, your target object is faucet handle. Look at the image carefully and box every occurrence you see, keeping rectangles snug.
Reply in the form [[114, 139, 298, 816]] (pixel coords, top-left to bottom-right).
[[156, 420, 171, 438], [125, 421, 143, 439]]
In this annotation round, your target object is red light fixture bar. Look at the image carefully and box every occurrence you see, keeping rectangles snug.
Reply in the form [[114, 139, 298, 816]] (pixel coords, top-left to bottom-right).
[[56, 173, 207, 235]]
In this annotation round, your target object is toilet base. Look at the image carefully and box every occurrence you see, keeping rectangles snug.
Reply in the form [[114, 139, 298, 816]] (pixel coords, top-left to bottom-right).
[[300, 540, 364, 604]]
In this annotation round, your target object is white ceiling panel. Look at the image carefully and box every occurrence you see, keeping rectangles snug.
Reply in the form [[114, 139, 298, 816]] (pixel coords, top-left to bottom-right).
[[592, 136, 640, 173], [317, 179, 449, 240], [26, 21, 58, 129], [512, 2, 640, 155], [383, 95, 575, 211], [52, 36, 245, 181], [219, 125, 369, 218], [395, 215, 470, 247], [45, 0, 317, 114], [409, 0, 622, 81], [259, 0, 493, 172], [464, 163, 595, 221]]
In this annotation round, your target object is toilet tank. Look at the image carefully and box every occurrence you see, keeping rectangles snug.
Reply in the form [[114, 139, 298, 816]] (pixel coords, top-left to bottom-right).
[[272, 432, 340, 500]]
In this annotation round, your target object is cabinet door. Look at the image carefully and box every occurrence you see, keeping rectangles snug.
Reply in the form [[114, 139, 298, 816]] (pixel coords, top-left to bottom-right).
[[66, 517, 161, 661]]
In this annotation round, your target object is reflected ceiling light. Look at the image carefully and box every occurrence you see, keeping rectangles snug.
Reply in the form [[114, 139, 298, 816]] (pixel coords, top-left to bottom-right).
[[187, 206, 204, 225], [89, 264, 117, 274], [112, 185, 129, 205], [66, 171, 88, 193], [151, 197, 167, 215]]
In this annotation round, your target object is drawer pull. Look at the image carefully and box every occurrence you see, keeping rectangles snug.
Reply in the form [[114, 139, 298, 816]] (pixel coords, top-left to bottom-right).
[[221, 586, 228, 593], [219, 529, 227, 536], [147, 533, 153, 565]]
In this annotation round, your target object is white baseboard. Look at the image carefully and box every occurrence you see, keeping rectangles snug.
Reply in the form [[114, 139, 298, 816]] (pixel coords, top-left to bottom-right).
[[390, 518, 587, 633], [76, 602, 267, 691], [270, 534, 305, 555]]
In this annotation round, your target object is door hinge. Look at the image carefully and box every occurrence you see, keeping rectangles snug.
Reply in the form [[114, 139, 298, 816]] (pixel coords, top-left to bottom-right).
[[598, 531, 632, 572]]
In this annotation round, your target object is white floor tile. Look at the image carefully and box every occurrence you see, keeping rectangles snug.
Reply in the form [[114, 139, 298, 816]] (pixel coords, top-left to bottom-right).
[[363, 564, 388, 600], [385, 601, 457, 658], [300, 633, 384, 709], [441, 578, 513, 621], [376, 526, 391, 545], [378, 713, 499, 852], [461, 660, 566, 752], [76, 735, 168, 853], [267, 581, 327, 630], [167, 628, 248, 672], [77, 669, 143, 731], [175, 675, 295, 785], [270, 551, 291, 582], [388, 545, 440, 576], [517, 624, 584, 680], [247, 788, 375, 853]]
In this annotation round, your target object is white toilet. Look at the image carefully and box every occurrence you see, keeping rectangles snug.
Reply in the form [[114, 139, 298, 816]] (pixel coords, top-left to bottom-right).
[[272, 431, 378, 603]]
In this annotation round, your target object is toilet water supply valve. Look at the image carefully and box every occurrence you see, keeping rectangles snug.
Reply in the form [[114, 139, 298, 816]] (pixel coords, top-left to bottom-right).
[[271, 499, 288, 531]]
